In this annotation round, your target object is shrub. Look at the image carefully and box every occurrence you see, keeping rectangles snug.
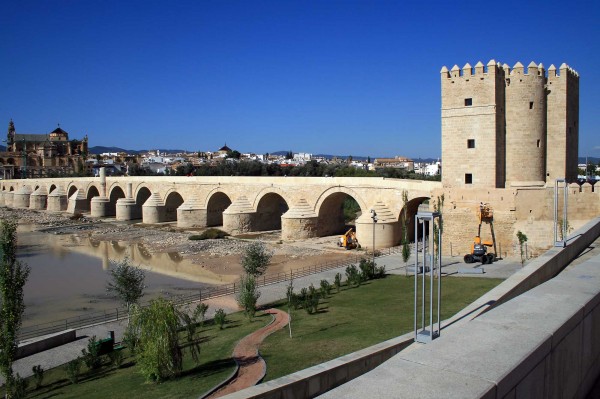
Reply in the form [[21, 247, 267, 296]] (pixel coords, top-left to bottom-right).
[[358, 258, 375, 281], [66, 358, 82, 384], [214, 308, 227, 329], [32, 364, 44, 389], [108, 349, 124, 369], [320, 279, 332, 297], [81, 336, 102, 370], [287, 283, 300, 310], [345, 265, 361, 287], [302, 284, 320, 314], [334, 273, 342, 292], [10, 374, 28, 398], [374, 265, 387, 279], [237, 274, 261, 320], [189, 228, 230, 240], [194, 302, 209, 327]]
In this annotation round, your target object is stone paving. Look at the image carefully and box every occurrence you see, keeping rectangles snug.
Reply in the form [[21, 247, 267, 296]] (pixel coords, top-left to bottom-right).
[[0, 250, 522, 386]]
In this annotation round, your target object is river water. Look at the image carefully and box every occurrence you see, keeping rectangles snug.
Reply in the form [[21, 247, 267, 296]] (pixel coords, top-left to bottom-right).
[[16, 225, 222, 328]]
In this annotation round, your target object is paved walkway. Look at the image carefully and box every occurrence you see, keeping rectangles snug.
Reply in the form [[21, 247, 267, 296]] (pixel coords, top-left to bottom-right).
[[1, 249, 522, 386], [206, 309, 289, 398]]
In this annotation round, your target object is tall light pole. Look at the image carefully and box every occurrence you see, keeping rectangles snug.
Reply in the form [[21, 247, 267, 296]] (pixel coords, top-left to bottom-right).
[[370, 209, 378, 274]]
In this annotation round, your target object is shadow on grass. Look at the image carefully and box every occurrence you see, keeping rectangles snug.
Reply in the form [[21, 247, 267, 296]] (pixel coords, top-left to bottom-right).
[[181, 358, 235, 380], [295, 322, 351, 339]]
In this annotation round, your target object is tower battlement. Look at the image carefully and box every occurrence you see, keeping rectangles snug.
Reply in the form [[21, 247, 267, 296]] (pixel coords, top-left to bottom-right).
[[441, 59, 579, 189]]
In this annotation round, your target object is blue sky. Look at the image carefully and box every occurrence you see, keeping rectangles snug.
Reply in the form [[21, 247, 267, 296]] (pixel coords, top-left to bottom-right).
[[1, 0, 599, 158]]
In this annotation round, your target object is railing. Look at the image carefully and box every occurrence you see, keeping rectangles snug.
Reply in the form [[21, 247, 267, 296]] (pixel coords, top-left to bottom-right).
[[19, 247, 401, 341]]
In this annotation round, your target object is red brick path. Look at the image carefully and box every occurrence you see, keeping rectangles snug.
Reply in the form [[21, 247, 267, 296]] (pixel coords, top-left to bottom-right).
[[207, 308, 290, 398]]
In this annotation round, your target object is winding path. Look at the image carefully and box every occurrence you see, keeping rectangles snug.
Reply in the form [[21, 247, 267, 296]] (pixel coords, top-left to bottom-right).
[[207, 308, 290, 398]]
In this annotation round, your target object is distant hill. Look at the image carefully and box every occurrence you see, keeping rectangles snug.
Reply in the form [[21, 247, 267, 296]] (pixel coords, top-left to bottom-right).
[[579, 157, 599, 164], [89, 146, 188, 155]]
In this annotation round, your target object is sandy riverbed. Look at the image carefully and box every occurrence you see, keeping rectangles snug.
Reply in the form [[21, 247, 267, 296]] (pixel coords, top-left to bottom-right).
[[0, 208, 356, 282]]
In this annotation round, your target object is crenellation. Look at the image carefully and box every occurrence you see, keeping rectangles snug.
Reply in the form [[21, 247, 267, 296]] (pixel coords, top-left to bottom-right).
[[462, 63, 472, 77]]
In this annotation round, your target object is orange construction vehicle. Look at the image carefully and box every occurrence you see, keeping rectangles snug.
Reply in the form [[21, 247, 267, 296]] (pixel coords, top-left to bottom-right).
[[337, 228, 360, 250], [464, 203, 498, 264]]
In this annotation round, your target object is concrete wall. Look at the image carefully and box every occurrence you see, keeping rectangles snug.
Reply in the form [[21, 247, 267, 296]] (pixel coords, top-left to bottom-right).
[[16, 329, 76, 359]]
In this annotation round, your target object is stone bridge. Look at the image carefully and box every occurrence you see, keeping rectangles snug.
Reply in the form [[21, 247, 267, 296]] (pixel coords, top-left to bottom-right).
[[0, 174, 441, 248]]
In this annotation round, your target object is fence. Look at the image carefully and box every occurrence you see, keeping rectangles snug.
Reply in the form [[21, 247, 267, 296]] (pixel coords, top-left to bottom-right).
[[19, 247, 402, 341]]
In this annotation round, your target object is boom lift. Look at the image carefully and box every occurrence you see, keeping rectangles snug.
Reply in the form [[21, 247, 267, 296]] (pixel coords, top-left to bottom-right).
[[338, 228, 360, 250], [464, 203, 498, 264]]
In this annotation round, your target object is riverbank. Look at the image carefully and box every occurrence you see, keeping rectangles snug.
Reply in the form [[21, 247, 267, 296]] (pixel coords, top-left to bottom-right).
[[0, 207, 356, 280]]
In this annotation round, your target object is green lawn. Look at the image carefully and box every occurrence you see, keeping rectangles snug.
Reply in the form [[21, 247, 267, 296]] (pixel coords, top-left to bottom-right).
[[261, 275, 502, 381], [22, 312, 270, 399], [10, 275, 501, 398]]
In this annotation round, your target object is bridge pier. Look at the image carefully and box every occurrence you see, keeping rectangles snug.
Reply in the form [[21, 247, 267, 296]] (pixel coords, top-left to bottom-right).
[[142, 193, 166, 224], [355, 212, 398, 250], [116, 183, 139, 221], [281, 199, 319, 240], [67, 189, 89, 214], [116, 198, 139, 220], [91, 167, 111, 217], [13, 186, 32, 208], [177, 196, 207, 228], [90, 196, 111, 217], [30, 187, 48, 210], [47, 187, 68, 212], [3, 192, 13, 207], [223, 196, 255, 234]]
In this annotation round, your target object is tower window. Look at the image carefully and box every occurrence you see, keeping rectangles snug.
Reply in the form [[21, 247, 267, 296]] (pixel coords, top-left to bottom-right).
[[537, 139, 540, 148], [467, 139, 475, 148], [529, 102, 534, 109], [465, 174, 473, 184], [464, 98, 473, 106]]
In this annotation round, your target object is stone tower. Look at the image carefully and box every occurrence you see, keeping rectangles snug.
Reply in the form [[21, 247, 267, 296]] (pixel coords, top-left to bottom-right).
[[441, 60, 579, 188], [546, 63, 580, 183], [441, 60, 506, 188]]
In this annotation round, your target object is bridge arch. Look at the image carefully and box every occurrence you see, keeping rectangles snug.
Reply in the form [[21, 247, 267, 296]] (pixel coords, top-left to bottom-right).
[[164, 190, 184, 222], [398, 196, 431, 242], [67, 185, 78, 198], [86, 185, 100, 201], [254, 190, 290, 231], [314, 187, 368, 237], [206, 190, 232, 227], [135, 186, 152, 207], [107, 185, 126, 217], [49, 184, 57, 194]]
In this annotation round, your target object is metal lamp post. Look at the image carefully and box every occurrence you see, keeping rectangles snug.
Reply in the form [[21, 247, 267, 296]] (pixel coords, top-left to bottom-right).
[[370, 209, 378, 272], [414, 211, 442, 343]]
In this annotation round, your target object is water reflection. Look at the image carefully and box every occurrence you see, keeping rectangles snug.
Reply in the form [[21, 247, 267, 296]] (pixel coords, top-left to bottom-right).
[[16, 225, 236, 328]]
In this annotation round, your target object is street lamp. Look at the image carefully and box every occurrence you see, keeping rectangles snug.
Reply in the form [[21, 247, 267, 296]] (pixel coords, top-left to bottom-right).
[[370, 209, 378, 273]]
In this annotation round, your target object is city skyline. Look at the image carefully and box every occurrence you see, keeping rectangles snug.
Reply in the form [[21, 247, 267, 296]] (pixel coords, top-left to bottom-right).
[[2, 1, 599, 158]]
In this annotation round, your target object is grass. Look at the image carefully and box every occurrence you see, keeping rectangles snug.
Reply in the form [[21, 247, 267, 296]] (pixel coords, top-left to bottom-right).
[[19, 312, 269, 399], [261, 275, 502, 380], [8, 275, 502, 398]]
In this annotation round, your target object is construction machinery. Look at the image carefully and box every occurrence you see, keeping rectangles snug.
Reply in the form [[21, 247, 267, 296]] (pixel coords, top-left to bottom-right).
[[464, 203, 498, 264], [338, 228, 360, 250]]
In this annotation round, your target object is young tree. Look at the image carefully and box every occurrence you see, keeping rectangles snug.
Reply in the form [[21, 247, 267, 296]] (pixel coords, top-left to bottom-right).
[[236, 274, 261, 321], [401, 190, 411, 267], [0, 219, 30, 398], [241, 241, 273, 277], [129, 298, 182, 382], [106, 257, 146, 319], [517, 231, 528, 266]]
